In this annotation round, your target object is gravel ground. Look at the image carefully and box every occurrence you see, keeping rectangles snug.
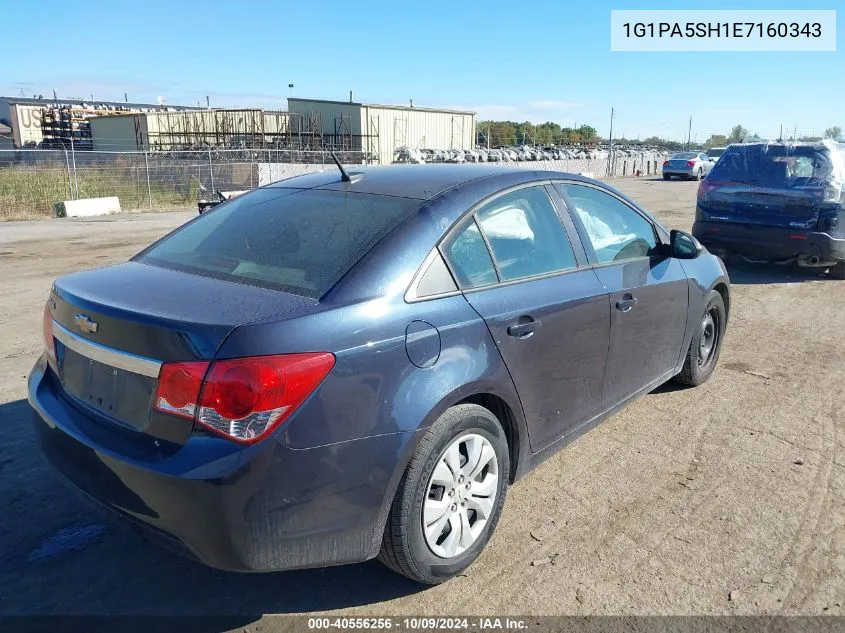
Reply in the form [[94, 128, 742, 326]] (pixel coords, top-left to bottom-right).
[[0, 179, 843, 627]]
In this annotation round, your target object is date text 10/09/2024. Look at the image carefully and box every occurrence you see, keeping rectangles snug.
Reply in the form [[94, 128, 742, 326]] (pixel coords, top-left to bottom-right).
[[622, 22, 822, 39], [307, 618, 529, 630]]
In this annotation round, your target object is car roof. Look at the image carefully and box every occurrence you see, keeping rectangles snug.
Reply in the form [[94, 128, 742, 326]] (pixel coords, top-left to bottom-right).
[[266, 164, 549, 200]]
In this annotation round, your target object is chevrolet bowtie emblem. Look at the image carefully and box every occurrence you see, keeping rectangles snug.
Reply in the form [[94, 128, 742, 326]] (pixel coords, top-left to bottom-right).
[[73, 314, 99, 334]]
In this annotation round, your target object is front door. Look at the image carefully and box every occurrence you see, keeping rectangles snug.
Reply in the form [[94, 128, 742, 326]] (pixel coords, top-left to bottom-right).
[[556, 183, 690, 408]]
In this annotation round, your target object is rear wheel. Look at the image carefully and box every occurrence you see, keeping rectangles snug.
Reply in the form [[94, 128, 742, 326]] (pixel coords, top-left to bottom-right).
[[673, 290, 726, 386], [830, 261, 845, 280], [663, 173, 671, 180], [694, 169, 702, 181], [378, 404, 509, 585]]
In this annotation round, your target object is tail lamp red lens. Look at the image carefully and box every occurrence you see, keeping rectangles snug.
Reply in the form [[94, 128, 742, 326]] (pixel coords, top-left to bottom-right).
[[153, 353, 335, 444], [686, 160, 695, 167], [663, 160, 669, 167], [42, 302, 56, 363], [697, 180, 720, 200]]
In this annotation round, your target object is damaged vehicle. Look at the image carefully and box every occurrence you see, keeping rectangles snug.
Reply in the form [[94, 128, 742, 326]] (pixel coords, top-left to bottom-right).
[[693, 140, 845, 278], [30, 165, 729, 585]]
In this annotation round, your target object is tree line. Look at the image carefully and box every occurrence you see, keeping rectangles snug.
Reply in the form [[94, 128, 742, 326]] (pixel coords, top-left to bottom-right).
[[476, 121, 599, 147], [476, 120, 843, 150], [704, 124, 843, 148]]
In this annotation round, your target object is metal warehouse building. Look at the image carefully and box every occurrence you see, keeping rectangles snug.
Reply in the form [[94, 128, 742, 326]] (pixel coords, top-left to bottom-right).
[[287, 97, 476, 164], [89, 109, 290, 151]]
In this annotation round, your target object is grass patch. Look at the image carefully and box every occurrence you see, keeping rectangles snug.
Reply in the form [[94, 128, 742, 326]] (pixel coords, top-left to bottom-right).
[[0, 162, 201, 220]]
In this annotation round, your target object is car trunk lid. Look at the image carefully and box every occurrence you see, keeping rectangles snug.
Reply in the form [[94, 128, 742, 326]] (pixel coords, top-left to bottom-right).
[[667, 159, 693, 169], [49, 261, 316, 447]]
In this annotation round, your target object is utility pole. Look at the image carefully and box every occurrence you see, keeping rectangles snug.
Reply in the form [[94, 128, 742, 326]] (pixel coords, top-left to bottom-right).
[[686, 116, 692, 150], [779, 124, 783, 141], [487, 122, 491, 150], [607, 108, 615, 177]]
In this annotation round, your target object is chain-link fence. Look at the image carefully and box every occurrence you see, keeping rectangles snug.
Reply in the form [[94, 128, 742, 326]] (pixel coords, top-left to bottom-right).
[[0, 148, 665, 220], [0, 149, 373, 220]]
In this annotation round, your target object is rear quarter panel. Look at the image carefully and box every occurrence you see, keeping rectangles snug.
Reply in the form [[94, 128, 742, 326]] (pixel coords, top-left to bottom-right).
[[215, 292, 524, 451]]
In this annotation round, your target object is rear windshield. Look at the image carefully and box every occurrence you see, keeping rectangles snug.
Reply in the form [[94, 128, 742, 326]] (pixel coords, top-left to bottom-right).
[[135, 188, 419, 298], [706, 148, 725, 159], [709, 145, 834, 188], [671, 152, 698, 160]]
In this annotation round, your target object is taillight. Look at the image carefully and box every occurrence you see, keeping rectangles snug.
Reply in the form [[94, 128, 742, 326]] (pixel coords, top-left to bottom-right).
[[42, 302, 56, 363], [153, 353, 335, 444], [154, 361, 209, 419], [663, 160, 669, 167], [687, 160, 695, 167], [697, 180, 720, 201]]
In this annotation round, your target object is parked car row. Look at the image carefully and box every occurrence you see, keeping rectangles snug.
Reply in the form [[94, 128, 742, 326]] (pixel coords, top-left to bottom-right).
[[395, 145, 671, 164]]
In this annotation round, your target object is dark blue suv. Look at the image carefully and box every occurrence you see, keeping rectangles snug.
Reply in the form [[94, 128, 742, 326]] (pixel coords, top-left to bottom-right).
[[693, 141, 845, 278]]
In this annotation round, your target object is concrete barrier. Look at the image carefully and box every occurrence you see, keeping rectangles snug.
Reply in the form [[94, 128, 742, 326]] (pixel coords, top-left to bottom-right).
[[56, 197, 122, 218]]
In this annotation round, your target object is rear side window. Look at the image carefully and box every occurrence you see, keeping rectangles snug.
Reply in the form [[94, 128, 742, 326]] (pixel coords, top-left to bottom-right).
[[710, 145, 834, 188], [136, 188, 418, 298], [475, 186, 577, 281], [442, 220, 498, 288]]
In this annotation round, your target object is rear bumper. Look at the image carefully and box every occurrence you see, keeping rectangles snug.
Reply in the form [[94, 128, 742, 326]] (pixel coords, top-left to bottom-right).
[[664, 168, 696, 177], [28, 357, 412, 572], [693, 221, 845, 263]]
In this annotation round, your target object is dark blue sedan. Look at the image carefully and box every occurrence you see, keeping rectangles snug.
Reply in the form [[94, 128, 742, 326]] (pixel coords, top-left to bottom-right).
[[30, 165, 730, 584]]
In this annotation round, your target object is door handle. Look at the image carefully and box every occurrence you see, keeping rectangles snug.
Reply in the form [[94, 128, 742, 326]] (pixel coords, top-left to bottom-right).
[[507, 319, 541, 338], [615, 295, 638, 312]]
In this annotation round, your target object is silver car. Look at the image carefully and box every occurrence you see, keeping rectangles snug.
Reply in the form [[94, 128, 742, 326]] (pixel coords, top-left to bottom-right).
[[662, 151, 714, 180]]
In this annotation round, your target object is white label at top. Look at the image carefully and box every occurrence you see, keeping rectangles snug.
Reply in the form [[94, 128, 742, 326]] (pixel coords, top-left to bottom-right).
[[611, 10, 836, 51]]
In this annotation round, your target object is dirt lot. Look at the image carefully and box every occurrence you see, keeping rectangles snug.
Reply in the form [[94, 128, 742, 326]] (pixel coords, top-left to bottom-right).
[[0, 179, 843, 626]]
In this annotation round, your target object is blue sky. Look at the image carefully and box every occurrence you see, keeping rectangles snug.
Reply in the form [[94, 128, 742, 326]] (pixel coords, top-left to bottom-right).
[[2, 0, 841, 141]]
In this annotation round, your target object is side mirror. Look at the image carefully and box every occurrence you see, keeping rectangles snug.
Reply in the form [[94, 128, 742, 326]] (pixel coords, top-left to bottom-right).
[[670, 229, 704, 259]]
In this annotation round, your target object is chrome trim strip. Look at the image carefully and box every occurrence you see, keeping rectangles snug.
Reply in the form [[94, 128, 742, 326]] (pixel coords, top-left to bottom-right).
[[52, 320, 162, 378]]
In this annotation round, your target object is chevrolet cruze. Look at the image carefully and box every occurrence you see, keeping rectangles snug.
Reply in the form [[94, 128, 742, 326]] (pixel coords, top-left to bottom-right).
[[30, 165, 730, 584]]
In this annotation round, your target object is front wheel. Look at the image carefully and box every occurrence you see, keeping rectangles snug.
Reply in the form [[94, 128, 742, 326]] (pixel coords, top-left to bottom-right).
[[378, 404, 509, 584], [673, 290, 726, 386]]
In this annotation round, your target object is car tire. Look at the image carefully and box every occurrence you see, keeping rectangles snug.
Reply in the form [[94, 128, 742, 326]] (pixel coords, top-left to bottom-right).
[[673, 290, 726, 387], [663, 173, 671, 180], [830, 261, 845, 280], [694, 169, 702, 181], [378, 403, 509, 585]]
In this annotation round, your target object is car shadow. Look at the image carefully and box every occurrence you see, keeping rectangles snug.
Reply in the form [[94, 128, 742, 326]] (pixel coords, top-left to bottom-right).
[[723, 261, 835, 285], [0, 398, 424, 630]]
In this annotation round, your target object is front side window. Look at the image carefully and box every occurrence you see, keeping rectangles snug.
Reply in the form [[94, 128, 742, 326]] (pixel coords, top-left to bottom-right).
[[474, 186, 577, 281], [559, 184, 657, 264]]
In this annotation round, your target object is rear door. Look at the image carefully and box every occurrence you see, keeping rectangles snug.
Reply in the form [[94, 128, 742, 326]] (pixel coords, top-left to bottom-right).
[[556, 182, 689, 409], [441, 183, 610, 452]]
